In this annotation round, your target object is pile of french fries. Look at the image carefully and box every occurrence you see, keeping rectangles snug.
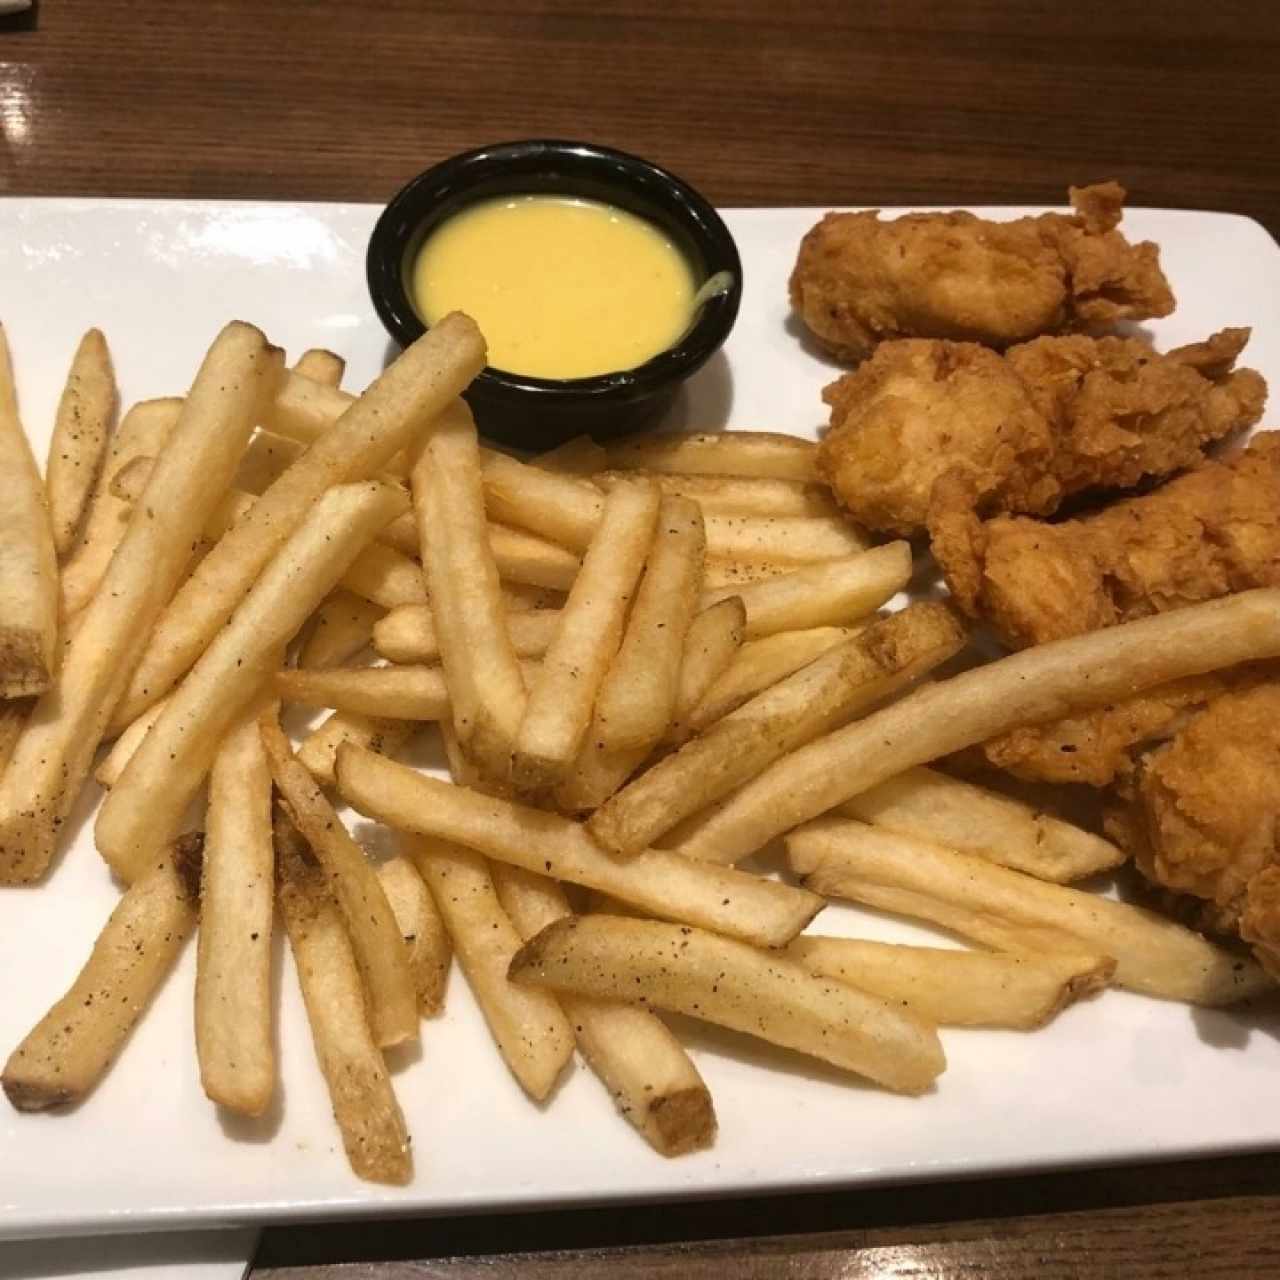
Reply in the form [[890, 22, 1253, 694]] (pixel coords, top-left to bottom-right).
[[1, 316, 1276, 1186]]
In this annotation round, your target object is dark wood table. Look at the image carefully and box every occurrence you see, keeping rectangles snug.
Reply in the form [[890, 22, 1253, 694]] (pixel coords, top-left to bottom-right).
[[7, 2, 1280, 1275]]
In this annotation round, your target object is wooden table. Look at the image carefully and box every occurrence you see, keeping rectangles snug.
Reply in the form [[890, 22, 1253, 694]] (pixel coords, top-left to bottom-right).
[[6, 2, 1280, 1275]]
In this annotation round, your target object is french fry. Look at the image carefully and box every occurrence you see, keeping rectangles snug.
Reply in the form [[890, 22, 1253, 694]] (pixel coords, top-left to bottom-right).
[[264, 369, 355, 448], [275, 814, 411, 1184], [532, 434, 609, 474], [0, 323, 280, 884], [46, 328, 117, 555], [667, 596, 747, 741], [701, 559, 796, 592], [378, 854, 451, 1016], [337, 747, 821, 946], [604, 431, 819, 482], [595, 470, 841, 518], [297, 711, 416, 788], [785, 936, 1113, 1029], [404, 834, 573, 1100], [678, 589, 1280, 867], [840, 765, 1124, 883], [94, 696, 168, 789], [374, 605, 560, 664], [589, 602, 965, 858], [791, 820, 1270, 1006], [413, 400, 528, 780], [0, 324, 59, 697], [492, 864, 716, 1156], [698, 514, 867, 564], [486, 524, 581, 592], [297, 591, 383, 669], [95, 480, 406, 883], [2, 833, 201, 1111], [110, 312, 485, 729], [196, 709, 275, 1115], [235, 429, 304, 495], [509, 915, 944, 1093], [106, 454, 154, 502], [0, 698, 31, 777], [553, 736, 648, 815], [293, 347, 346, 387], [261, 718, 417, 1047], [513, 479, 660, 791], [275, 665, 449, 720]]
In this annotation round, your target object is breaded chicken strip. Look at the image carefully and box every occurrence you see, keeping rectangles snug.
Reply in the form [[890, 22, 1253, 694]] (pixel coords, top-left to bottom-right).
[[790, 182, 1174, 363], [818, 328, 1265, 538]]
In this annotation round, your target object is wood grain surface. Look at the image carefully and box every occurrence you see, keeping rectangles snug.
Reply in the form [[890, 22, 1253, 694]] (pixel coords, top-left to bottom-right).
[[5, 2, 1280, 1276]]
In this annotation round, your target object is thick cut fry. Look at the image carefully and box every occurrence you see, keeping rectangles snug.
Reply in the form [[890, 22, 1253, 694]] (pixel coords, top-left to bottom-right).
[[0, 322, 280, 884], [275, 815, 412, 1184], [680, 589, 1280, 867], [59, 398, 184, 617], [47, 328, 117, 555], [413, 400, 528, 780], [297, 711, 416, 787], [235, 430, 305, 495], [298, 591, 383, 669], [590, 602, 965, 858], [261, 719, 417, 1046], [275, 665, 449, 720], [667, 597, 747, 741], [492, 864, 716, 1156], [405, 834, 573, 1099], [197, 711, 275, 1115], [375, 605, 559, 664], [2, 834, 201, 1111], [0, 325, 59, 696], [604, 431, 820, 482], [791, 820, 1270, 1005], [595, 470, 841, 518], [510, 915, 944, 1093], [841, 765, 1124, 883], [95, 480, 406, 883], [337, 747, 822, 947], [786, 936, 1113, 1029], [513, 480, 660, 791], [293, 348, 346, 387], [533, 434, 609, 474], [94, 696, 168, 789], [701, 543, 912, 638], [592, 497, 705, 752], [378, 854, 451, 1015], [112, 312, 485, 728]]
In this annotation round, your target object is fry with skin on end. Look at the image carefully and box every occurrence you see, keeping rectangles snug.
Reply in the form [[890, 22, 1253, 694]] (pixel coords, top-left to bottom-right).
[[378, 855, 451, 1016], [665, 596, 747, 743], [47, 328, 117, 556], [95, 480, 407, 884], [0, 322, 280, 885], [375, 605, 560, 664], [293, 347, 346, 387], [790, 819, 1271, 1005], [509, 915, 944, 1094], [589, 602, 966, 859], [513, 479, 660, 791], [275, 665, 450, 720], [297, 710, 416, 788], [94, 696, 168, 790], [197, 708, 275, 1115], [405, 834, 574, 1100], [261, 718, 417, 1048], [336, 746, 822, 947], [298, 591, 383, 670], [604, 431, 820, 482], [0, 324, 59, 697], [2, 833, 202, 1112], [677, 588, 1280, 867], [785, 936, 1113, 1029], [275, 813, 412, 1185]]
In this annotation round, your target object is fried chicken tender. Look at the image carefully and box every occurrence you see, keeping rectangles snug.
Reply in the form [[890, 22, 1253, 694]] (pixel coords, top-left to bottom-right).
[[790, 182, 1174, 363], [817, 328, 1265, 538]]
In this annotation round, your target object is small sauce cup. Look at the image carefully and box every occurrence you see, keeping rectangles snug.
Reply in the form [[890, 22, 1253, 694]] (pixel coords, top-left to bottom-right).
[[366, 140, 742, 450]]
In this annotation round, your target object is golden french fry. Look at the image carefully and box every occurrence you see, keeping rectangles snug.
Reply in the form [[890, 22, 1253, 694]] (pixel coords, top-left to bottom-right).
[[666, 596, 747, 742], [2, 833, 201, 1111], [275, 664, 449, 720], [404, 834, 573, 1100], [701, 559, 796, 592], [107, 454, 154, 502], [235, 429, 304, 495], [553, 737, 648, 815], [378, 854, 451, 1016], [337, 746, 821, 946], [374, 605, 560, 664], [0, 324, 59, 697], [786, 936, 1113, 1029], [293, 347, 346, 387], [296, 710, 416, 788], [0, 698, 31, 778], [595, 470, 841, 518], [0, 323, 281, 884], [532, 434, 609, 474], [196, 710, 275, 1115], [485, 523, 581, 591], [510, 915, 944, 1093], [681, 589, 1280, 867], [604, 431, 819, 482], [275, 813, 412, 1184], [297, 591, 383, 669], [94, 696, 168, 789], [95, 480, 406, 883], [791, 819, 1271, 1005], [111, 313, 485, 729], [698, 514, 867, 564], [261, 718, 417, 1047], [262, 369, 355, 448], [841, 765, 1124, 883], [47, 328, 117, 556], [591, 602, 965, 859], [481, 451, 602, 551]]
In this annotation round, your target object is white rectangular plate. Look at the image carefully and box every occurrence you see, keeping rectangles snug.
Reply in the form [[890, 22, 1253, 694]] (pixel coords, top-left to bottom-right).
[[2, 199, 1279, 1241]]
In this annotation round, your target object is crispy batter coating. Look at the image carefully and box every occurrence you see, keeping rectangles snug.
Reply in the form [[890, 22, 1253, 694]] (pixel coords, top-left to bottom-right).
[[790, 182, 1174, 363], [819, 328, 1265, 539]]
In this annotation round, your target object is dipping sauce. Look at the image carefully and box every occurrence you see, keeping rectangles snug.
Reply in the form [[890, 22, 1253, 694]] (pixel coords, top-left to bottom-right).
[[410, 195, 698, 380]]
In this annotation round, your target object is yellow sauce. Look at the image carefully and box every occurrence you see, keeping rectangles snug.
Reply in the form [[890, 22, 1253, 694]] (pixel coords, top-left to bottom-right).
[[410, 195, 698, 380]]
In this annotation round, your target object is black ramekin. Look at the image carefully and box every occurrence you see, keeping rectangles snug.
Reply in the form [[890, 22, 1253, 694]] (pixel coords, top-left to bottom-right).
[[366, 140, 742, 451]]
